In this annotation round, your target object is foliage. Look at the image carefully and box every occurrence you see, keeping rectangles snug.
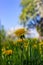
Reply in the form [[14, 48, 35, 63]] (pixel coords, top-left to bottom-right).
[[0, 32, 43, 65], [19, 0, 37, 27], [0, 26, 6, 65]]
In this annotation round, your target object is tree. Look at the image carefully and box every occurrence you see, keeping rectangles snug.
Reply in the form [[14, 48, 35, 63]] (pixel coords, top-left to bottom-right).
[[20, 0, 43, 39], [36, 0, 43, 37], [40, 18, 43, 37], [20, 0, 37, 27]]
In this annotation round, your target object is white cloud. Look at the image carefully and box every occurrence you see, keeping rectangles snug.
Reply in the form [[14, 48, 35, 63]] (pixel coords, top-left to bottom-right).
[[26, 28, 39, 38]]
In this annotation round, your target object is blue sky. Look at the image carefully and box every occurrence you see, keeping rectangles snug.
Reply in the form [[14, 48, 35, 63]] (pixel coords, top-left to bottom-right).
[[0, 0, 21, 30], [0, 0, 40, 38]]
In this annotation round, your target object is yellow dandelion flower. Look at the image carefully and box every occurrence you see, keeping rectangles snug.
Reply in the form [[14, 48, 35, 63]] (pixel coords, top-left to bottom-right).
[[33, 44, 37, 48], [17, 39, 23, 42], [24, 45, 28, 48], [2, 47, 5, 52], [14, 28, 26, 37], [24, 43, 28, 48], [3, 50, 13, 55], [2, 51, 6, 54], [24, 43, 28, 51], [13, 41, 16, 45], [39, 42, 43, 45], [40, 49, 42, 54]]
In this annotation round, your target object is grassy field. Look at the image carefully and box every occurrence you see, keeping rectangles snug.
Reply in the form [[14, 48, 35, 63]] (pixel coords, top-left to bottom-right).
[[0, 38, 43, 65]]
